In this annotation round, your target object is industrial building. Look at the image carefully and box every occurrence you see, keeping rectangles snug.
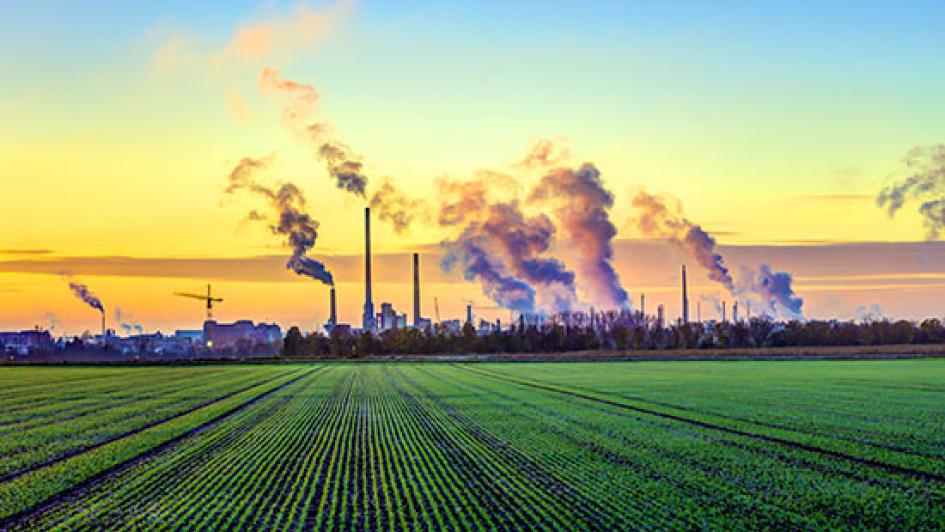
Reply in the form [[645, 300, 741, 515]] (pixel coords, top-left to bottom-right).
[[0, 329, 53, 355], [203, 320, 282, 351]]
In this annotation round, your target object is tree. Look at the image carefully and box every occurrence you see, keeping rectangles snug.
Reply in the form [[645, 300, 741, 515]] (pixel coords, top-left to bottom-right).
[[283, 326, 304, 356]]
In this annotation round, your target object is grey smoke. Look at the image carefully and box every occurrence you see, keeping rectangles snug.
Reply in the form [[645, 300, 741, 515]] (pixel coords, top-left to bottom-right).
[[225, 155, 334, 286], [877, 144, 945, 240]]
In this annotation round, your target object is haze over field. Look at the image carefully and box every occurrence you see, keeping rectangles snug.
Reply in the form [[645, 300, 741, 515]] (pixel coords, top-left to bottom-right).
[[2, 1, 945, 333]]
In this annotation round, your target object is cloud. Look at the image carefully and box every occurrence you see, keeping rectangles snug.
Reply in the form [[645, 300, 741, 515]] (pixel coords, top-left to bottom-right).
[[0, 249, 53, 256]]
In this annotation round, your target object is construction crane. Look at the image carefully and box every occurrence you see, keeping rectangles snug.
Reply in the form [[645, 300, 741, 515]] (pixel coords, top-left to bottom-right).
[[174, 284, 223, 321]]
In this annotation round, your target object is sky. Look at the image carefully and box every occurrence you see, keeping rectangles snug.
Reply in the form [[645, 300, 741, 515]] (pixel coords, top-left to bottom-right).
[[1, 0, 945, 334]]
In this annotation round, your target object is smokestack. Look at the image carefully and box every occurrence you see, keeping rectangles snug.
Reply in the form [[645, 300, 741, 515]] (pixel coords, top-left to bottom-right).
[[101, 311, 106, 338], [657, 304, 665, 329], [746, 301, 751, 320], [413, 253, 421, 327], [640, 293, 645, 319], [733, 301, 738, 323], [466, 304, 473, 325], [362, 207, 375, 331], [681, 265, 689, 324], [722, 301, 726, 323], [329, 286, 337, 327], [697, 300, 702, 323]]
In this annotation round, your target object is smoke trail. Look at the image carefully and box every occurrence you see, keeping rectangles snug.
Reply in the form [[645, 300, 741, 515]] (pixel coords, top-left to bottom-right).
[[480, 202, 577, 311], [437, 170, 576, 312], [631, 190, 734, 292], [260, 67, 368, 197], [516, 136, 570, 170], [742, 264, 804, 320], [441, 230, 537, 313], [68, 282, 104, 313], [528, 163, 629, 309], [43, 312, 60, 334], [369, 180, 426, 233], [854, 304, 885, 323], [225, 155, 334, 286], [436, 170, 519, 226], [877, 144, 945, 239], [115, 308, 144, 336]]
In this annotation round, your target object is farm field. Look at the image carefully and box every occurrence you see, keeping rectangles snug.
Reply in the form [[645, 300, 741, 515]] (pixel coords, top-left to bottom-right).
[[0, 360, 943, 529]]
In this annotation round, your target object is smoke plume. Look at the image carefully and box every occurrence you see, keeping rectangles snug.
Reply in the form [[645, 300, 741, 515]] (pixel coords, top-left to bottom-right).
[[480, 202, 577, 311], [441, 231, 537, 313], [115, 308, 144, 335], [528, 163, 629, 309], [742, 264, 804, 320], [877, 144, 945, 240], [854, 304, 885, 323], [68, 282, 104, 313], [369, 180, 427, 233], [260, 67, 368, 197], [225, 155, 334, 286], [631, 190, 734, 292], [436, 170, 519, 226]]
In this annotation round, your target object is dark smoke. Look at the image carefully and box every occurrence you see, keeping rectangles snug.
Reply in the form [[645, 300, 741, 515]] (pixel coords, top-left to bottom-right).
[[632, 190, 734, 292], [260, 67, 368, 197], [225, 155, 334, 286], [68, 282, 104, 313], [369, 180, 426, 233], [528, 163, 629, 309], [877, 144, 945, 240], [318, 142, 367, 197]]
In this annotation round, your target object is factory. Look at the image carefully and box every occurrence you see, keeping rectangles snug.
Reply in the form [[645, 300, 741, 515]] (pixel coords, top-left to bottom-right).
[[327, 208, 432, 335]]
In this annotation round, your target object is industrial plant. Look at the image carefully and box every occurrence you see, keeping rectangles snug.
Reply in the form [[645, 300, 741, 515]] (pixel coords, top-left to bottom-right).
[[2, 207, 773, 360]]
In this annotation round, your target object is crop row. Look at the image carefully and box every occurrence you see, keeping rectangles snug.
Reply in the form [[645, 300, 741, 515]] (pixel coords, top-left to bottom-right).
[[19, 365, 625, 530], [413, 364, 945, 529], [0, 366, 315, 523]]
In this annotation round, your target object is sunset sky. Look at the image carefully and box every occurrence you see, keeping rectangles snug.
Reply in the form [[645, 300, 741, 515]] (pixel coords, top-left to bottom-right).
[[2, 1, 944, 334]]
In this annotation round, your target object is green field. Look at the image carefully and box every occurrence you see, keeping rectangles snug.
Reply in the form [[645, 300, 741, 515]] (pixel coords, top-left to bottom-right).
[[1, 360, 943, 529]]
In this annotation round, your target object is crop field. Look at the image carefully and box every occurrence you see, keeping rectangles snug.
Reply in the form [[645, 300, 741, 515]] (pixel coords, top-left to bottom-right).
[[0, 360, 943, 530]]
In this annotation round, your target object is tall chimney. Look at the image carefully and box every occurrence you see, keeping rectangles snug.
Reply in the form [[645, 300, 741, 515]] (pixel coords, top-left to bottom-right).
[[640, 293, 645, 319], [413, 253, 421, 327], [329, 286, 337, 327], [101, 310, 106, 338], [681, 265, 689, 324], [362, 207, 375, 331], [697, 300, 702, 323], [721, 300, 726, 323], [657, 304, 665, 329], [746, 301, 751, 320], [466, 304, 473, 325], [733, 301, 738, 323]]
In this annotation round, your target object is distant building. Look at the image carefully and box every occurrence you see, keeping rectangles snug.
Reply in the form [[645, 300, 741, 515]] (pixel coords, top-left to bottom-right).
[[174, 330, 203, 344], [377, 302, 408, 332], [203, 320, 282, 352], [0, 329, 53, 355]]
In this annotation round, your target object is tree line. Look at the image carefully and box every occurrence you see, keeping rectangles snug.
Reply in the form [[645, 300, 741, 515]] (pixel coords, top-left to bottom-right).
[[283, 317, 945, 357]]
